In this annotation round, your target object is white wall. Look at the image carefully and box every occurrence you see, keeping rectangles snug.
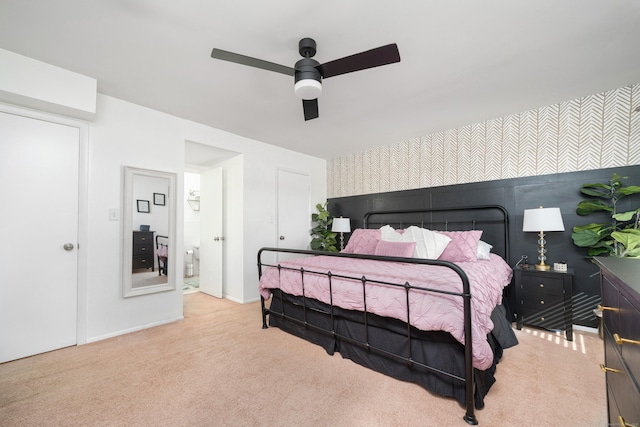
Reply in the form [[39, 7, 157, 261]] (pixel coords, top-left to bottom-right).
[[178, 123, 326, 303], [2, 51, 327, 344], [88, 94, 326, 340], [0, 48, 96, 120]]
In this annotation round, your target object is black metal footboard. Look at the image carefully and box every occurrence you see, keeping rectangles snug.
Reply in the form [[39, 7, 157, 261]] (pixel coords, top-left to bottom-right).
[[257, 248, 479, 425]]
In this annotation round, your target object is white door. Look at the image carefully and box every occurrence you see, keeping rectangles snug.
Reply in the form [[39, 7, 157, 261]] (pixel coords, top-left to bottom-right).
[[277, 169, 310, 261], [0, 111, 79, 363], [199, 167, 223, 298]]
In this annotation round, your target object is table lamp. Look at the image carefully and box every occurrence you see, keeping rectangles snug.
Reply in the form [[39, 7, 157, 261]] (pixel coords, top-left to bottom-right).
[[522, 206, 565, 271], [331, 217, 351, 251]]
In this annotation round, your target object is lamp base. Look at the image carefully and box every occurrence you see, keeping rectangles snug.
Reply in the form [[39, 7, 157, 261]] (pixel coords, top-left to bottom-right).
[[534, 263, 551, 271]]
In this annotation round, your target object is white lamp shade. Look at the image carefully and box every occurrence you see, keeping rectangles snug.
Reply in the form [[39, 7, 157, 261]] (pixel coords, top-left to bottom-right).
[[523, 207, 565, 232], [294, 79, 322, 100], [331, 217, 351, 233]]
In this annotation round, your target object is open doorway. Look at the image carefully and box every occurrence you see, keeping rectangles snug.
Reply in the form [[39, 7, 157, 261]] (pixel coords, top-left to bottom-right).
[[184, 141, 241, 298]]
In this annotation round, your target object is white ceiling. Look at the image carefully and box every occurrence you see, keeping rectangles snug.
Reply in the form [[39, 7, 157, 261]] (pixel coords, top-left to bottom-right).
[[1, 1, 640, 160]]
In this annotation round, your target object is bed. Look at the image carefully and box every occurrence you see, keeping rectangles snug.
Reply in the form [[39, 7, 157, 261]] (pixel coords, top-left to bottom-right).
[[156, 234, 168, 276], [257, 205, 517, 425]]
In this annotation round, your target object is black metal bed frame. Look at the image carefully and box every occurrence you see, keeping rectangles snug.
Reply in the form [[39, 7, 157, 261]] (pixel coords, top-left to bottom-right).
[[257, 205, 509, 425]]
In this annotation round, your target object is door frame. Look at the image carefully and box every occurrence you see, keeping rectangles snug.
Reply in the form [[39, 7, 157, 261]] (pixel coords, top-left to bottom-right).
[[0, 102, 89, 345]]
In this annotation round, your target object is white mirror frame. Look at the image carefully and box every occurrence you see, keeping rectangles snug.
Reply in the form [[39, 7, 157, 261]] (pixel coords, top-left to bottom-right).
[[122, 166, 177, 297]]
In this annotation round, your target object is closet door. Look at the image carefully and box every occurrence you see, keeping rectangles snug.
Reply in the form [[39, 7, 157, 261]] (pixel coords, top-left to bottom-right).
[[0, 111, 79, 363], [276, 169, 310, 261]]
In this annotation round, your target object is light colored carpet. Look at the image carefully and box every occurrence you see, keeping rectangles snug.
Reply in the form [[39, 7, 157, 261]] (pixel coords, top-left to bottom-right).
[[0, 293, 606, 426], [132, 270, 168, 288]]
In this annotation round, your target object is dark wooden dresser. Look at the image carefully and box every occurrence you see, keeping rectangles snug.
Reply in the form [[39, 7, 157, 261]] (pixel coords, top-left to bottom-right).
[[132, 230, 154, 271], [594, 257, 640, 427]]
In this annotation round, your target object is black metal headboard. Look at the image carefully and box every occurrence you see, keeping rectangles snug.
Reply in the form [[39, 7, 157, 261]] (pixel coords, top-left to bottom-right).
[[362, 205, 509, 261]]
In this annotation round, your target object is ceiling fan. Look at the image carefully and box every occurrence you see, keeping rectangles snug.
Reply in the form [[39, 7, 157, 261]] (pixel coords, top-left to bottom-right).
[[211, 38, 400, 121]]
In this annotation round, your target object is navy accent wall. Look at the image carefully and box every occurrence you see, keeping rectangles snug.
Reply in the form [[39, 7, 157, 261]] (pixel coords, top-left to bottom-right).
[[328, 165, 640, 328]]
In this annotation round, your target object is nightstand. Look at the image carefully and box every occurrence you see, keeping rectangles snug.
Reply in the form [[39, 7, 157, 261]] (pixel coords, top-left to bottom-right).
[[514, 267, 574, 341]]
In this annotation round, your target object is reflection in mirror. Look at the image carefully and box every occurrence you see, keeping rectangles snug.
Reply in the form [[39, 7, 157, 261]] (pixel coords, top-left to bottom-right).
[[123, 167, 176, 297]]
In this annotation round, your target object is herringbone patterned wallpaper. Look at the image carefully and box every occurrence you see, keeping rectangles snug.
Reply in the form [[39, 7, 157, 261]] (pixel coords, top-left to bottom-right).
[[328, 83, 640, 198]]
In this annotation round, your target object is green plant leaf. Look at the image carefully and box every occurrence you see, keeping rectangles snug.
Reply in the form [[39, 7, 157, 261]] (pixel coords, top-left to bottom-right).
[[576, 200, 613, 215], [612, 229, 640, 252], [572, 223, 605, 233], [612, 209, 640, 222], [580, 186, 611, 198], [617, 185, 640, 196], [571, 229, 603, 247], [587, 247, 611, 256]]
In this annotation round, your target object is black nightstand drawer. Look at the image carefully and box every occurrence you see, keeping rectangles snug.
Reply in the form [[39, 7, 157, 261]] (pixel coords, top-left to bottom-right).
[[133, 242, 153, 254], [132, 254, 152, 269], [520, 275, 564, 296], [522, 308, 566, 330]]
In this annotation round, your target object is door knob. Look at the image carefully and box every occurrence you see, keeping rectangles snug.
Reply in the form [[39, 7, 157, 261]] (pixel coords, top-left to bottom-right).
[[63, 243, 75, 251], [280, 236, 285, 240], [214, 237, 220, 241]]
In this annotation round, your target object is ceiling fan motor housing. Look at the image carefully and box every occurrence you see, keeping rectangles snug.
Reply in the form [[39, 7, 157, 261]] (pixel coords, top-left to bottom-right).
[[294, 57, 322, 100]]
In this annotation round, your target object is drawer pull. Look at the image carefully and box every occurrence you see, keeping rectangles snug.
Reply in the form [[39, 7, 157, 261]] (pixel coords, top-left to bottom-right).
[[619, 415, 633, 427], [599, 363, 621, 374], [614, 333, 640, 346], [597, 304, 618, 312], [540, 300, 545, 305], [539, 283, 544, 288]]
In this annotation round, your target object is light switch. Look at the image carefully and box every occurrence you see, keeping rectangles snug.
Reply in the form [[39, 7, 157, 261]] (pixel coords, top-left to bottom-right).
[[109, 208, 119, 221]]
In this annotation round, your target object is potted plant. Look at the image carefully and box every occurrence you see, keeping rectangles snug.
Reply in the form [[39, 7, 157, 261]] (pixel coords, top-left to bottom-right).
[[310, 202, 338, 252], [571, 173, 640, 257]]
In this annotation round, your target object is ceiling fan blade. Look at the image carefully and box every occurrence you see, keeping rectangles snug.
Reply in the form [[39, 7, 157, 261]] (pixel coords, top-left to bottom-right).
[[211, 48, 295, 76], [316, 44, 400, 79], [302, 99, 319, 121]]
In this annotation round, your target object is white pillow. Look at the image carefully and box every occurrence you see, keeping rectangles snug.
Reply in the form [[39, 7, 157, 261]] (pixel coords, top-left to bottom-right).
[[380, 225, 451, 259], [380, 225, 403, 242], [476, 240, 493, 260], [403, 226, 451, 259]]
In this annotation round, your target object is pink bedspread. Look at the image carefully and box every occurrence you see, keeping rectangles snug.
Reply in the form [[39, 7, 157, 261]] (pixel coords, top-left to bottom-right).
[[259, 254, 513, 370]]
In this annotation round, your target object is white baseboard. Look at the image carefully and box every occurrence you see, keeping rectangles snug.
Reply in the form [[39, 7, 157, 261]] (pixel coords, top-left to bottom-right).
[[573, 324, 599, 335], [84, 315, 184, 344]]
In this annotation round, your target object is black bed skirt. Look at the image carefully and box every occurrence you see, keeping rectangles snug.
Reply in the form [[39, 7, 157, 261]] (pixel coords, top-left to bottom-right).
[[267, 289, 516, 409]]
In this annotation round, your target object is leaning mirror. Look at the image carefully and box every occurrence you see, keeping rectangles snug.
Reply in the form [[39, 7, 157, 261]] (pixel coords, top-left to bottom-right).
[[122, 166, 177, 297]]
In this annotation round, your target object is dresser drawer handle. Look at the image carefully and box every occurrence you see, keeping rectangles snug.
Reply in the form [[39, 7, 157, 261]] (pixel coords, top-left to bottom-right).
[[619, 415, 633, 427], [614, 333, 640, 346], [539, 283, 544, 288], [141, 237, 146, 241], [598, 304, 618, 312], [599, 363, 621, 374], [540, 300, 545, 305], [141, 247, 146, 251]]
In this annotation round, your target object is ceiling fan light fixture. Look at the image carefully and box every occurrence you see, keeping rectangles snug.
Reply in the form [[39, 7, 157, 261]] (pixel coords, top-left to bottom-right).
[[294, 79, 322, 100]]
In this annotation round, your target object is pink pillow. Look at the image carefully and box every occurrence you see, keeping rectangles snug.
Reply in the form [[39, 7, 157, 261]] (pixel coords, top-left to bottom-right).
[[374, 240, 416, 257], [437, 230, 483, 262], [342, 229, 380, 254]]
